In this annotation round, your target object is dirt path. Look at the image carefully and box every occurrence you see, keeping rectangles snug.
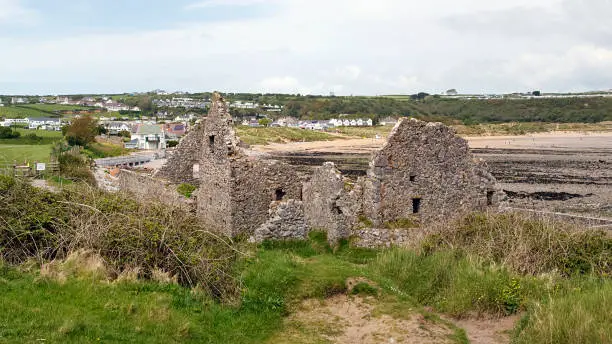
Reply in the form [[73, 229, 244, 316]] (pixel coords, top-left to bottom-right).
[[267, 295, 521, 344], [453, 316, 520, 344], [269, 295, 456, 344]]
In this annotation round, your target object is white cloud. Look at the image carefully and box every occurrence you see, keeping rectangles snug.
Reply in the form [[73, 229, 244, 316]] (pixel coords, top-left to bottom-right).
[[0, 0, 38, 24], [185, 0, 271, 9], [2, 0, 612, 94]]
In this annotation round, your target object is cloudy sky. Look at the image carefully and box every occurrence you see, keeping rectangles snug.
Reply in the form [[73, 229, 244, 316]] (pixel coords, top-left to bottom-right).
[[1, 0, 611, 95]]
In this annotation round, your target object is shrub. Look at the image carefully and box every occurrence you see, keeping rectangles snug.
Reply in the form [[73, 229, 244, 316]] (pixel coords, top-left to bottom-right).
[[0, 127, 20, 139], [177, 183, 197, 198], [167, 140, 179, 148], [58, 153, 96, 185], [65, 116, 97, 146], [0, 177, 238, 298]]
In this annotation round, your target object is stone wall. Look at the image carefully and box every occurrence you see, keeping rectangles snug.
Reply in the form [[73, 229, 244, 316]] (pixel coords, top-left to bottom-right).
[[251, 200, 308, 242], [230, 158, 305, 236], [156, 124, 204, 185], [302, 162, 362, 243], [362, 118, 501, 226], [115, 169, 193, 211]]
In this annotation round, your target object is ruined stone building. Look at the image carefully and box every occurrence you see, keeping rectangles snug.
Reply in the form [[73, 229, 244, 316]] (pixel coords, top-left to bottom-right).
[[154, 94, 502, 243], [159, 95, 304, 237]]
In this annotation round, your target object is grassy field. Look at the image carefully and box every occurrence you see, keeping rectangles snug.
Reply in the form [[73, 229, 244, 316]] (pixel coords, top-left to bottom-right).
[[335, 125, 395, 138], [14, 128, 63, 138], [23, 104, 94, 112], [0, 105, 50, 118], [0, 144, 52, 164], [236, 126, 343, 145]]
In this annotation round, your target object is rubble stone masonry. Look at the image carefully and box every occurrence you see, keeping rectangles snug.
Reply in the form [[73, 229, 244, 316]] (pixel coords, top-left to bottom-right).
[[362, 118, 502, 227]]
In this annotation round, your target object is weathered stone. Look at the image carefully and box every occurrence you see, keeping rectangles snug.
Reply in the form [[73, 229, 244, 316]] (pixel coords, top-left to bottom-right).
[[251, 199, 308, 242], [159, 93, 304, 237], [362, 118, 502, 227], [303, 162, 361, 244]]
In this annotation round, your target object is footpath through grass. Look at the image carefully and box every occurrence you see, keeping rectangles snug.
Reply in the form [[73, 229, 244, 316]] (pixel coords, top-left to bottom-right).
[[1, 230, 610, 343]]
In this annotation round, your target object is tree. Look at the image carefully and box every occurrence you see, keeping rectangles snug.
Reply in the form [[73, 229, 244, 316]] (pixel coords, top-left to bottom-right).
[[138, 96, 153, 113], [258, 118, 272, 127], [65, 116, 98, 146], [532, 91, 541, 97], [0, 127, 20, 139]]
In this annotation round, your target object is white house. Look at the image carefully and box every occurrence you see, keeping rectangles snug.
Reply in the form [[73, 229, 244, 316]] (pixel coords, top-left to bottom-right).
[[29, 117, 61, 130], [2, 118, 30, 126], [130, 124, 166, 150], [104, 121, 132, 135]]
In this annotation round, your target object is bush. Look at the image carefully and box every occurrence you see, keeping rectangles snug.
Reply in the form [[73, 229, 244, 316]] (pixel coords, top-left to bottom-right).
[[58, 153, 96, 185], [167, 140, 179, 148], [0, 177, 238, 297], [0, 127, 21, 139], [177, 183, 197, 198]]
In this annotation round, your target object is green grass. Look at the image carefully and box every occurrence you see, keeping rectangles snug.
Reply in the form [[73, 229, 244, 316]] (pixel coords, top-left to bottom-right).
[[0, 105, 50, 118], [335, 125, 394, 138], [0, 266, 281, 344], [22, 104, 94, 112], [236, 127, 342, 145], [513, 279, 612, 344], [82, 142, 131, 159], [0, 144, 52, 164], [14, 128, 63, 138], [0, 230, 610, 343]]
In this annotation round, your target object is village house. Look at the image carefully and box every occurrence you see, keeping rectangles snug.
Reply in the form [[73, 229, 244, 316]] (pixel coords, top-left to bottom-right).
[[164, 123, 187, 137], [1, 118, 30, 126], [28, 117, 62, 130], [129, 124, 166, 150], [103, 121, 132, 135]]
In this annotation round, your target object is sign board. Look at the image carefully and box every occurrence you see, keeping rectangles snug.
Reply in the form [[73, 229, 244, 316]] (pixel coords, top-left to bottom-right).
[[36, 163, 46, 171]]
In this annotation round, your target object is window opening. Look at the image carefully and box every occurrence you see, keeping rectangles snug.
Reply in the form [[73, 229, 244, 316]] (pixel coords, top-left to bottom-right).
[[412, 198, 422, 214], [275, 189, 286, 201]]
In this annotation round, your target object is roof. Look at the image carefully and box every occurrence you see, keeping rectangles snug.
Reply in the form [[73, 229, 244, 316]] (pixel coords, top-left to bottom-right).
[[136, 124, 162, 135]]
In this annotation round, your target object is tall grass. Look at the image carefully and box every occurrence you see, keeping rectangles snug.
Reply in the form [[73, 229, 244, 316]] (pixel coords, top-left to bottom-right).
[[514, 280, 612, 344], [422, 212, 611, 276]]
